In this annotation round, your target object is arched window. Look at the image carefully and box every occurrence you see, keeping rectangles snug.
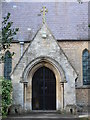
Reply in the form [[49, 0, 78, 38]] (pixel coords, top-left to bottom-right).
[[4, 51, 12, 80], [82, 49, 90, 85]]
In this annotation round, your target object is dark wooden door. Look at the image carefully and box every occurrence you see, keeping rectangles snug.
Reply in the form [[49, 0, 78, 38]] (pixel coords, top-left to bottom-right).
[[32, 66, 56, 110]]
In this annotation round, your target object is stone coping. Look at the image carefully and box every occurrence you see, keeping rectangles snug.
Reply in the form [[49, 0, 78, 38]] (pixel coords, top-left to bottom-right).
[[76, 86, 90, 89]]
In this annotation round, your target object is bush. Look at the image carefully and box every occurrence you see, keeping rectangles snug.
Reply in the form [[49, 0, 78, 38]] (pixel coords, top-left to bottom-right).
[[0, 77, 12, 117]]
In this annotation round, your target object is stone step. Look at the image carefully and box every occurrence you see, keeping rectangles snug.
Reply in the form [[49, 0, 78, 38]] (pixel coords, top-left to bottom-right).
[[2, 118, 80, 120], [2, 112, 81, 120]]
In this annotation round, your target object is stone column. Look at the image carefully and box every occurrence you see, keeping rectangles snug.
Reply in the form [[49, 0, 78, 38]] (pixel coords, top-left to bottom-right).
[[23, 83, 27, 111], [61, 83, 64, 109], [60, 80, 67, 110]]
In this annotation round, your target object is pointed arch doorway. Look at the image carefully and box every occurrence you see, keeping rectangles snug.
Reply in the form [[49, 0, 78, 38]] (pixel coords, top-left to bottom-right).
[[32, 66, 56, 110]]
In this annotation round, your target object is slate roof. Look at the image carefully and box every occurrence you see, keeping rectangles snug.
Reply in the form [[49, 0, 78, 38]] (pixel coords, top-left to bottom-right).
[[2, 2, 90, 41]]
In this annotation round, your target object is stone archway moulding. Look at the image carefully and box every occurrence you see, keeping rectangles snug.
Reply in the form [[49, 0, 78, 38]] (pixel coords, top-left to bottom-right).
[[22, 56, 66, 110], [22, 56, 66, 84]]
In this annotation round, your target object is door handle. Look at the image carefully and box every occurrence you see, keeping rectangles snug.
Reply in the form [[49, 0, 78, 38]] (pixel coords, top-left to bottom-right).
[[45, 87, 47, 90], [41, 86, 47, 90]]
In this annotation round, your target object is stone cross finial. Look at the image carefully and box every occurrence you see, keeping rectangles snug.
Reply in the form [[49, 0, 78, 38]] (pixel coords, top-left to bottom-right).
[[41, 6, 48, 24]]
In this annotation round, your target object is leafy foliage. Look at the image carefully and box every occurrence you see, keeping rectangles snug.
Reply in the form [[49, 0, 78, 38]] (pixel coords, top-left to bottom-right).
[[1, 12, 19, 50], [0, 77, 12, 116], [77, 0, 83, 4], [88, 24, 90, 28], [0, 13, 19, 61]]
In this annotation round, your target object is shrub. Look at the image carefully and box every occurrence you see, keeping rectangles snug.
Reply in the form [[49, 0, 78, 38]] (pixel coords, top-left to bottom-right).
[[0, 77, 12, 117]]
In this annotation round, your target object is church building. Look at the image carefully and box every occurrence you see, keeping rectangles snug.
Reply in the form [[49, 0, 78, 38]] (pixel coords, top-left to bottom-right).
[[1, 1, 90, 114]]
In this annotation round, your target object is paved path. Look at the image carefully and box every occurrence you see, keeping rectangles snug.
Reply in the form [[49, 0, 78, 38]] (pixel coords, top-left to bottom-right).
[[2, 112, 90, 120]]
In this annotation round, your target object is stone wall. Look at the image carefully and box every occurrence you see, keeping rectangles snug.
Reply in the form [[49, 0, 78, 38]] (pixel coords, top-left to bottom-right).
[[0, 42, 29, 76], [76, 88, 90, 113], [1, 41, 88, 85], [59, 41, 89, 112], [58, 41, 88, 87], [10, 43, 29, 70], [11, 24, 77, 111], [76, 88, 89, 105], [0, 40, 89, 113]]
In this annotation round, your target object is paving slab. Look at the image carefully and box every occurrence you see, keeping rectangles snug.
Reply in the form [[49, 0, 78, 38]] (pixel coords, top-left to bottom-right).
[[1, 112, 90, 120]]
